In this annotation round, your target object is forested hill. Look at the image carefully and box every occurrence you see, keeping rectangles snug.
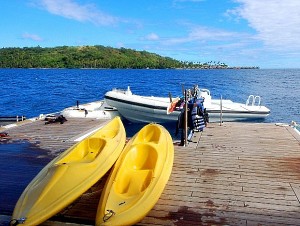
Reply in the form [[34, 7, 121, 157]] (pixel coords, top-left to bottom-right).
[[0, 45, 238, 69], [0, 45, 186, 69]]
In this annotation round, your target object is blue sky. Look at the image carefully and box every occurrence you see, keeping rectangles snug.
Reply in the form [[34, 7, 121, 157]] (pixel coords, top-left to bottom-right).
[[1, 0, 300, 68]]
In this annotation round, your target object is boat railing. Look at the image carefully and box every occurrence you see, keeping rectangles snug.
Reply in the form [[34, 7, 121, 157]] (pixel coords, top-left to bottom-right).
[[112, 88, 127, 94], [246, 95, 261, 106], [0, 116, 26, 122], [112, 86, 132, 95], [200, 88, 211, 96]]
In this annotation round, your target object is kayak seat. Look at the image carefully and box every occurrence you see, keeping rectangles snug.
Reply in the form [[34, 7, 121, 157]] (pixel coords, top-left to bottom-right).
[[136, 125, 161, 144], [57, 138, 106, 164], [128, 144, 158, 170], [100, 127, 120, 139], [85, 138, 107, 162], [116, 169, 153, 196], [114, 144, 157, 196]]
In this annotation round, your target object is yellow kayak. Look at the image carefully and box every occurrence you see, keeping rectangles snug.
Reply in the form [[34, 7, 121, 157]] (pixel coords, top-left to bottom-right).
[[11, 116, 126, 226], [96, 123, 174, 226]]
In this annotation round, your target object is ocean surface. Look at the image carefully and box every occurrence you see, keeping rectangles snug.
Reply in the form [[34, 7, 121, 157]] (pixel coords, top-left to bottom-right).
[[0, 68, 299, 123], [0, 69, 299, 221]]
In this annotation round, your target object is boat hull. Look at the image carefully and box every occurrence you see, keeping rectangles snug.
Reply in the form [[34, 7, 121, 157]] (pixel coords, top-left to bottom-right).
[[104, 90, 270, 123], [96, 123, 174, 226], [105, 94, 176, 123], [11, 116, 126, 226], [61, 100, 120, 119]]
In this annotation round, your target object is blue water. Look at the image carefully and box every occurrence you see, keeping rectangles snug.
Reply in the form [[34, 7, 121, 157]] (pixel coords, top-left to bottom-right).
[[0, 69, 299, 124]]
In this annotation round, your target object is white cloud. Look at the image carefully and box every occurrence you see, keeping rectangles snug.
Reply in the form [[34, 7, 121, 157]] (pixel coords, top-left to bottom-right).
[[164, 26, 242, 45], [230, 0, 300, 50], [189, 26, 239, 40], [22, 32, 43, 41], [144, 33, 160, 41], [31, 0, 118, 26]]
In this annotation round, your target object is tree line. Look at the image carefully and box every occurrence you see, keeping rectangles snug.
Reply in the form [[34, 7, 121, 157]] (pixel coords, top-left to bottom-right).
[[0, 45, 233, 69]]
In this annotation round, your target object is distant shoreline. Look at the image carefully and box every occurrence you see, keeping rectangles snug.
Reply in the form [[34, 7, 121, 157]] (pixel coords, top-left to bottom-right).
[[174, 66, 260, 70], [0, 45, 259, 70], [0, 66, 260, 70]]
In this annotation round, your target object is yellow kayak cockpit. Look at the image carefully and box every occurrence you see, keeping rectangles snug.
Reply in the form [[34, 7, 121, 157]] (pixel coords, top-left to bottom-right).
[[56, 137, 107, 164], [115, 144, 158, 196], [134, 124, 161, 144]]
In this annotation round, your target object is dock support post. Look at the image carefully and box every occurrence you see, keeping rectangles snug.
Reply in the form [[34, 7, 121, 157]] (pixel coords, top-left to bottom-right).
[[220, 95, 223, 126], [184, 89, 188, 147]]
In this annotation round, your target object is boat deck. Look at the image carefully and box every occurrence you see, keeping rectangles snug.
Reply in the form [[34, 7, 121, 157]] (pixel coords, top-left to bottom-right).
[[1, 118, 300, 225]]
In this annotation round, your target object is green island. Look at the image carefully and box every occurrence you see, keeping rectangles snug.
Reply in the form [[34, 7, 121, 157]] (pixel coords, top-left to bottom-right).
[[0, 45, 259, 69]]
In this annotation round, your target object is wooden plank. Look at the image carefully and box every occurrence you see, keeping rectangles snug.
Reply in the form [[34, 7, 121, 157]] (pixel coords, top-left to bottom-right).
[[1, 120, 300, 225]]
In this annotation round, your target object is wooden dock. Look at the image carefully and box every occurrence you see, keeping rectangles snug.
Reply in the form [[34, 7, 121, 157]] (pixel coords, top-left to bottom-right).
[[1, 118, 300, 225]]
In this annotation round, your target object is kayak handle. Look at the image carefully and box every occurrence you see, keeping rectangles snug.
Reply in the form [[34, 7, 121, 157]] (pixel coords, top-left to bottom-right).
[[103, 209, 115, 222]]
